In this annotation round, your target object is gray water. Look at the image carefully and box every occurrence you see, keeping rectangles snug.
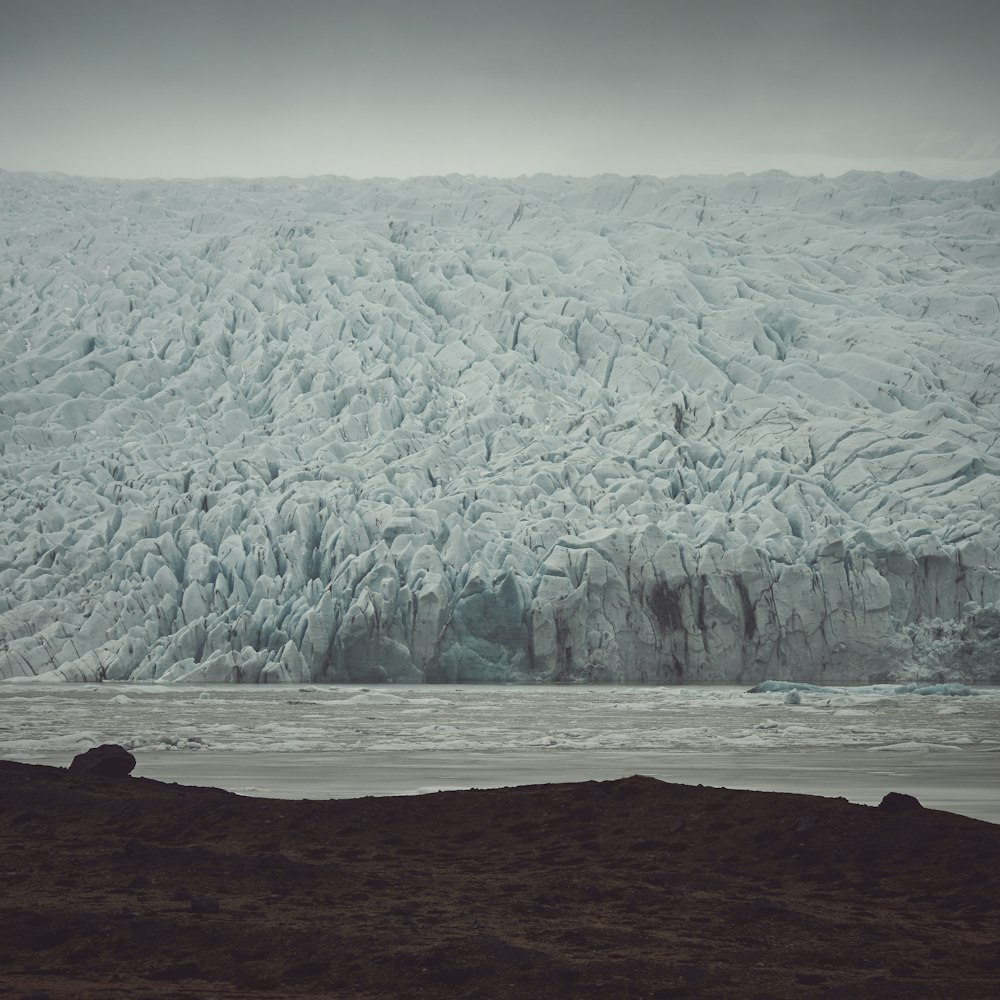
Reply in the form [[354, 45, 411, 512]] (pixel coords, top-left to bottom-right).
[[4, 683, 998, 822]]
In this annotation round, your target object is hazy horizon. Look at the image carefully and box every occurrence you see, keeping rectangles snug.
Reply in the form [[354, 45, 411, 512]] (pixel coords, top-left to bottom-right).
[[3, 163, 1000, 184], [3, 0, 998, 182]]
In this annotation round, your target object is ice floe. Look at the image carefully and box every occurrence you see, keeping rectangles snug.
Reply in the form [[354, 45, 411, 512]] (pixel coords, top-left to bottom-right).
[[2, 683, 997, 758]]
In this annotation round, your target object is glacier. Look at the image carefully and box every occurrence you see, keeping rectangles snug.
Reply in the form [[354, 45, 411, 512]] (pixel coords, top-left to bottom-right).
[[1, 169, 998, 685]]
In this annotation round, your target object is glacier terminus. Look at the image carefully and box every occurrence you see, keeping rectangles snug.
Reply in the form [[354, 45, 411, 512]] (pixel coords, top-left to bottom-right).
[[1, 170, 998, 685]]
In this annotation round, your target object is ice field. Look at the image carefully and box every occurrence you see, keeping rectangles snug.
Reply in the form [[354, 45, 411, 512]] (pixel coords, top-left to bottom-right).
[[3, 683, 997, 821], [2, 170, 1000, 686]]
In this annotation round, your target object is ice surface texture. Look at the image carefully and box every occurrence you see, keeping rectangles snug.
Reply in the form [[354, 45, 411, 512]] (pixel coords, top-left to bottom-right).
[[1, 170, 999, 684]]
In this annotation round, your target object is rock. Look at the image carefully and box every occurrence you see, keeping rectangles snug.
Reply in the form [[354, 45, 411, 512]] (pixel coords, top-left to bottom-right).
[[281, 959, 331, 984], [257, 852, 295, 871], [877, 792, 924, 812], [147, 961, 203, 981], [189, 894, 220, 914], [69, 744, 136, 778]]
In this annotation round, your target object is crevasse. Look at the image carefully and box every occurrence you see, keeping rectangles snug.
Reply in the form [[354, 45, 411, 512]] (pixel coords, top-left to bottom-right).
[[1, 170, 998, 683]]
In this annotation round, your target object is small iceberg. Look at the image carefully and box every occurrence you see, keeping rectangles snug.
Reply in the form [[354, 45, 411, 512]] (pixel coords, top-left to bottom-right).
[[893, 683, 979, 697], [747, 681, 843, 695]]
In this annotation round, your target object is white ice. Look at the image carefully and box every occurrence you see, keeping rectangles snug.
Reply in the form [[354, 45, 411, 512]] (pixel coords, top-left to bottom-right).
[[1, 171, 999, 684]]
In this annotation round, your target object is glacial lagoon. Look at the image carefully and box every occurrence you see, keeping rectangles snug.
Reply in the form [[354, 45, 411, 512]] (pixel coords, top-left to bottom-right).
[[3, 682, 998, 823]]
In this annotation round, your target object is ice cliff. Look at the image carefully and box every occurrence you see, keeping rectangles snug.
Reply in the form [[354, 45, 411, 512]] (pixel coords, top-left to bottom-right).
[[1, 170, 999, 684]]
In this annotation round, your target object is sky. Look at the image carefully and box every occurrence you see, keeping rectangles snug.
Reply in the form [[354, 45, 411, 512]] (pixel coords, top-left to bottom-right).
[[2, 0, 999, 181]]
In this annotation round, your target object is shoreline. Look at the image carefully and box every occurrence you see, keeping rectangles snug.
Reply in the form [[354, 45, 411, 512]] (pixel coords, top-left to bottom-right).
[[7, 745, 1000, 824]]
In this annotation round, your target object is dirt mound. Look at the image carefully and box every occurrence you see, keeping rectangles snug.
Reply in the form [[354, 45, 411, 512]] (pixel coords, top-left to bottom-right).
[[1, 759, 998, 998]]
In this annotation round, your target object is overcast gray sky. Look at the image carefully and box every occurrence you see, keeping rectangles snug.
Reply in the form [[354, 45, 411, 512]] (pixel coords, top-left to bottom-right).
[[2, 0, 998, 180]]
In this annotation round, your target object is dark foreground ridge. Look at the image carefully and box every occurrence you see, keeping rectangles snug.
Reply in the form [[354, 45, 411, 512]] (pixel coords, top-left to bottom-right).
[[1, 758, 998, 999]]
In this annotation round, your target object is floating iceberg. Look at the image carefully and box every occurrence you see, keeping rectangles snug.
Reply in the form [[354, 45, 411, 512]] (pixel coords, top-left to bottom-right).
[[749, 680, 980, 696], [892, 683, 980, 697], [748, 681, 846, 695], [1, 170, 999, 684]]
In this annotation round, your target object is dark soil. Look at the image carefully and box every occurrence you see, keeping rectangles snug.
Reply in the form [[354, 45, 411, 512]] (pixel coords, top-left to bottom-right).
[[2, 758, 999, 999]]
